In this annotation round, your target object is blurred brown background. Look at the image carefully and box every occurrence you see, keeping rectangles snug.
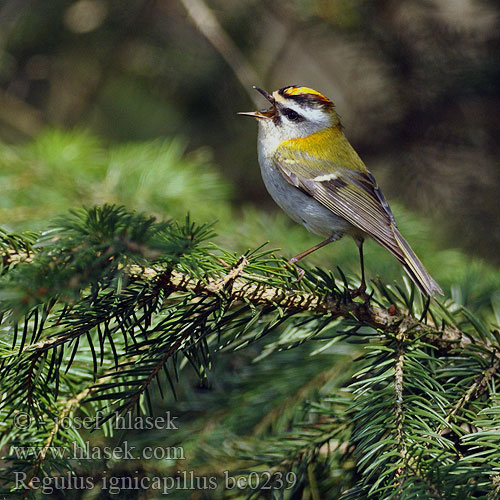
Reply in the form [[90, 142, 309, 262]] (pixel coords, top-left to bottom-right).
[[1, 0, 499, 263]]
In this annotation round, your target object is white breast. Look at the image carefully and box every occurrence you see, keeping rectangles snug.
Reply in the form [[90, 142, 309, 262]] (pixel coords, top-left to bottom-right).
[[257, 134, 352, 239]]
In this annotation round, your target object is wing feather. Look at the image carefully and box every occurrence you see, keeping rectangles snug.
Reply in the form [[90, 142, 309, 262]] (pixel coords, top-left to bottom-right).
[[273, 150, 402, 257], [272, 147, 443, 296]]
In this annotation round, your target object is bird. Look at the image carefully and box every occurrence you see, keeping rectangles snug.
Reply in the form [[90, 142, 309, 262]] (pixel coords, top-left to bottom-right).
[[239, 85, 443, 297]]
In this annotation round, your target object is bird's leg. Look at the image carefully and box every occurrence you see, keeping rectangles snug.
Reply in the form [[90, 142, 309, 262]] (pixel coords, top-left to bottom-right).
[[358, 239, 366, 293], [286, 235, 337, 279], [352, 238, 369, 302], [288, 235, 337, 266]]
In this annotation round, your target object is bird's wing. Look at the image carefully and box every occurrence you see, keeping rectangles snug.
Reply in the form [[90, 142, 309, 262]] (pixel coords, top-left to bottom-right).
[[272, 146, 443, 296], [272, 147, 403, 257]]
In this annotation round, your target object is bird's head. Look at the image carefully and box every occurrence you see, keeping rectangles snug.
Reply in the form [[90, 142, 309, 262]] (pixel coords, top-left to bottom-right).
[[239, 85, 340, 141]]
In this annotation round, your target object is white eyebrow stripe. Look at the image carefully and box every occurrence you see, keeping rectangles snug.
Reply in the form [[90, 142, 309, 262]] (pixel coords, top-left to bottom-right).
[[274, 94, 331, 118], [313, 173, 338, 181]]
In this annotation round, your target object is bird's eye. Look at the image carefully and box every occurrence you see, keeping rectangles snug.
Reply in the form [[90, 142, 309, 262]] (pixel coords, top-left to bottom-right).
[[283, 108, 302, 122]]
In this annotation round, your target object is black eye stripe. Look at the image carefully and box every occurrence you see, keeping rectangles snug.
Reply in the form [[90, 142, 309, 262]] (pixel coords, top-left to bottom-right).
[[282, 108, 303, 122]]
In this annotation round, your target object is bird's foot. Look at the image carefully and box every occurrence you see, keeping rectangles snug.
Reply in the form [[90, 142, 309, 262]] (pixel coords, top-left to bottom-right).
[[285, 258, 305, 280], [351, 283, 371, 305]]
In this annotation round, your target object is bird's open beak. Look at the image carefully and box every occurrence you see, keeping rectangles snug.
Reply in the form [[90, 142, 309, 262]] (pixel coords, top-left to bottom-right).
[[253, 86, 275, 104], [238, 86, 277, 120]]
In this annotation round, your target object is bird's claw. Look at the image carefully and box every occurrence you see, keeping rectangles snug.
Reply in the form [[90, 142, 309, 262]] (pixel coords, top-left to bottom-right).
[[285, 259, 305, 280], [351, 284, 371, 305]]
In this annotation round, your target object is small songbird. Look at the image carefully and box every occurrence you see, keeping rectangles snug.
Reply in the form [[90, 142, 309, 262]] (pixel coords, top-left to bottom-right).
[[239, 85, 442, 297]]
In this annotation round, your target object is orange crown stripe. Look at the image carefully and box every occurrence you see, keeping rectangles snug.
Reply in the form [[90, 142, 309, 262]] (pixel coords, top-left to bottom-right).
[[283, 86, 330, 102]]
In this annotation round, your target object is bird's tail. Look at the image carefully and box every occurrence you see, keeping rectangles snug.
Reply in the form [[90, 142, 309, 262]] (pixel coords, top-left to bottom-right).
[[391, 227, 443, 297]]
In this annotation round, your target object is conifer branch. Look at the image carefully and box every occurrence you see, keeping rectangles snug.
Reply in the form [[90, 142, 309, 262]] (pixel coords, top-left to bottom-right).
[[252, 364, 347, 436], [21, 384, 96, 499], [489, 475, 500, 500], [394, 334, 408, 483], [130, 264, 468, 351], [0, 231, 482, 359], [0, 255, 482, 363], [2, 206, 499, 499], [439, 356, 500, 436]]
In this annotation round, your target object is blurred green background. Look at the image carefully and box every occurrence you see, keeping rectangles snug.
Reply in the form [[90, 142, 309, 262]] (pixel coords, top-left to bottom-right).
[[1, 0, 500, 309]]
